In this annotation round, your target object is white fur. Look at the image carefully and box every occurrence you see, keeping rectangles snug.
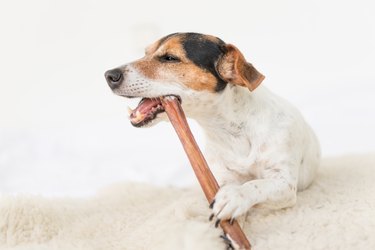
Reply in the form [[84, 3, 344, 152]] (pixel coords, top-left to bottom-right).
[[186, 85, 321, 221], [115, 64, 321, 221]]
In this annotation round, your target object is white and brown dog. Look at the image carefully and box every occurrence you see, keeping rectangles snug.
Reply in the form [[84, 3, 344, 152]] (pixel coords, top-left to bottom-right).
[[105, 32, 320, 224]]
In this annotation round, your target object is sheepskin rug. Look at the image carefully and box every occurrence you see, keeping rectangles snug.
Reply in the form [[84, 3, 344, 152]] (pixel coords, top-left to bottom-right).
[[1, 154, 374, 250]]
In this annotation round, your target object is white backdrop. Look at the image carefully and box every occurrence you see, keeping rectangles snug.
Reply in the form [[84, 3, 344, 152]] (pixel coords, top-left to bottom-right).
[[0, 0, 374, 197]]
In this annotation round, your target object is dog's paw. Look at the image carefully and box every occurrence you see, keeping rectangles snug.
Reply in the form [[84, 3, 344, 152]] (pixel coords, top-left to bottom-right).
[[210, 184, 252, 222]]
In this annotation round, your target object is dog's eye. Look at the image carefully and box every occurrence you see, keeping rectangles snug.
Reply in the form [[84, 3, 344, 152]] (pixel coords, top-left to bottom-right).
[[159, 54, 180, 63]]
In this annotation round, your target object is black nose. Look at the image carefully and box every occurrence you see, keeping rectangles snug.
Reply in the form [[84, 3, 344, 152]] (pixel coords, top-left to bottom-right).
[[105, 69, 123, 89]]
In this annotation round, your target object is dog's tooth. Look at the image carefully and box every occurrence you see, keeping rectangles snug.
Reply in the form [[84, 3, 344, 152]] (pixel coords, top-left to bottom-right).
[[135, 110, 145, 121], [127, 106, 133, 115]]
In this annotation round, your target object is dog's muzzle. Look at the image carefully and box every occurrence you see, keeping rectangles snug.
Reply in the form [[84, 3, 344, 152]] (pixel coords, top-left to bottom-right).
[[105, 68, 123, 89]]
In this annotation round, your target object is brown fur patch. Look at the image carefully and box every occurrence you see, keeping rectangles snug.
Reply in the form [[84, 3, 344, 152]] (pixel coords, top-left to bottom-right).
[[145, 40, 161, 55], [132, 59, 160, 80], [217, 44, 265, 91], [170, 59, 217, 92], [132, 35, 218, 92]]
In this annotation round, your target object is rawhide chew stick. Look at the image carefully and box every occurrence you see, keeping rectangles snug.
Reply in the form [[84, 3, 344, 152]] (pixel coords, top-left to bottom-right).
[[161, 96, 251, 250]]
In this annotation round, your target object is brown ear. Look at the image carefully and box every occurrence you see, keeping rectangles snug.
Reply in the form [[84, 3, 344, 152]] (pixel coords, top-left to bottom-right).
[[217, 44, 265, 91]]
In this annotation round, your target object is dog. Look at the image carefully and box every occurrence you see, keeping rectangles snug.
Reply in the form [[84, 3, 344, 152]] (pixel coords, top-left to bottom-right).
[[105, 32, 321, 225]]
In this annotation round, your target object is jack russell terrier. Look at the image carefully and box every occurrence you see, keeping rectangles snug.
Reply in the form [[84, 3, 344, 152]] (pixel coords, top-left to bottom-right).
[[105, 32, 321, 224]]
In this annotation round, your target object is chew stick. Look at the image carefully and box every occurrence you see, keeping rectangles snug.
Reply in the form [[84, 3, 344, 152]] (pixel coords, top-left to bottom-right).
[[161, 96, 251, 250]]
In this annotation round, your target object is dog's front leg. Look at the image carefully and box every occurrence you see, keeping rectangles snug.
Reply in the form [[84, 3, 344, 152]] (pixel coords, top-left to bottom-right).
[[211, 177, 297, 221]]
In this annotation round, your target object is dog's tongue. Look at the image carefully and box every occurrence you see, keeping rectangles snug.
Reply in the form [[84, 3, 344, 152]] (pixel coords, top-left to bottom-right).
[[130, 98, 162, 124], [137, 98, 161, 113]]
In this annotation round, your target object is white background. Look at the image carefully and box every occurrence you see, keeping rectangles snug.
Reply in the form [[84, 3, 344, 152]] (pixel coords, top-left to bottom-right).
[[0, 0, 374, 197]]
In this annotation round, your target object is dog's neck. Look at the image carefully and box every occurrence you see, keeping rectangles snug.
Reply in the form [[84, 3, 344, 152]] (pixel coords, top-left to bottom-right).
[[185, 85, 269, 171], [192, 85, 265, 134], [184, 85, 267, 158]]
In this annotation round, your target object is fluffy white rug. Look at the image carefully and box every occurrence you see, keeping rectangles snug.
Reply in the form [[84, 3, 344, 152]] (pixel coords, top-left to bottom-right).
[[1, 154, 374, 250]]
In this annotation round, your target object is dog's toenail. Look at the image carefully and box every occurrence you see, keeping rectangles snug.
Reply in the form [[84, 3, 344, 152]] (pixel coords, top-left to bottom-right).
[[215, 219, 221, 228], [209, 199, 215, 209]]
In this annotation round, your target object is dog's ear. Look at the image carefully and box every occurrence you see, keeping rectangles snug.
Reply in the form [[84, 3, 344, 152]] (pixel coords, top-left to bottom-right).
[[217, 44, 265, 91]]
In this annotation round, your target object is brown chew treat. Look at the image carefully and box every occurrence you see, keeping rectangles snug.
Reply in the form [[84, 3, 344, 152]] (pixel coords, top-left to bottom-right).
[[161, 96, 251, 250]]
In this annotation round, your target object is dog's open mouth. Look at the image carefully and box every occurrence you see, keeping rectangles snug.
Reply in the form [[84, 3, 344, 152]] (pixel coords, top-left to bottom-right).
[[128, 95, 181, 127]]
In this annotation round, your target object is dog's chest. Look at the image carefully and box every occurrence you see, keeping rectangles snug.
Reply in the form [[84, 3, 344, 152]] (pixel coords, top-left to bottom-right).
[[204, 129, 261, 181]]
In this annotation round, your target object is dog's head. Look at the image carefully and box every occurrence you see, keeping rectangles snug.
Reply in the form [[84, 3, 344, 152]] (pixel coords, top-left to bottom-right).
[[105, 32, 264, 127]]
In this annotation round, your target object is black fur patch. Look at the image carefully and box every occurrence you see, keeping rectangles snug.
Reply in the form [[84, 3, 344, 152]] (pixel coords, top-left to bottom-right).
[[181, 33, 228, 92]]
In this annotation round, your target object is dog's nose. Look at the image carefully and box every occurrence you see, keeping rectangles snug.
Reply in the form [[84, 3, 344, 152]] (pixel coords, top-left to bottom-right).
[[105, 69, 123, 89]]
